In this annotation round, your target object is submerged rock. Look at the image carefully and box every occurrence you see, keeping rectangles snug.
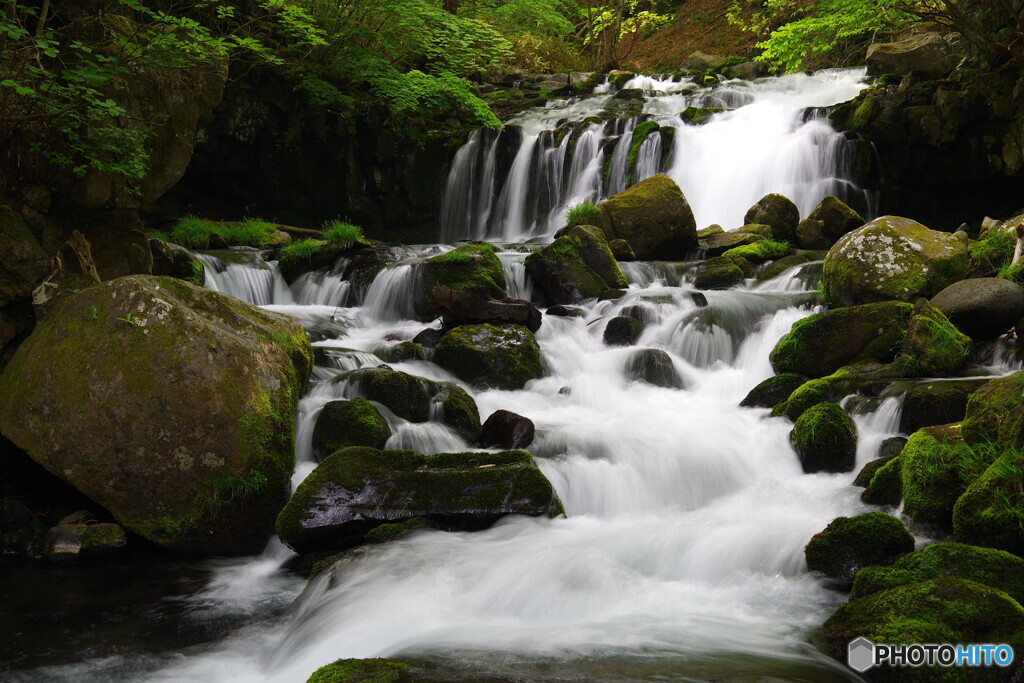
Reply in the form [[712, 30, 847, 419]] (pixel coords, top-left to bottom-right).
[[525, 225, 627, 305], [625, 348, 683, 388], [823, 215, 968, 307], [307, 658, 412, 683], [0, 276, 313, 555], [740, 373, 806, 408], [596, 174, 697, 260], [805, 511, 914, 584], [276, 447, 564, 553], [604, 316, 645, 347], [433, 324, 545, 390]]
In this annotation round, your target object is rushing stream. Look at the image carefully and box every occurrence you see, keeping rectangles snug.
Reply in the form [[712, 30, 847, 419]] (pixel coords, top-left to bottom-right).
[[5, 68, 1017, 682]]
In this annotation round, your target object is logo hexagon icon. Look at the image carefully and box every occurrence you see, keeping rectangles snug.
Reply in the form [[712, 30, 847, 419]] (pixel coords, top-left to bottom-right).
[[848, 637, 876, 672]]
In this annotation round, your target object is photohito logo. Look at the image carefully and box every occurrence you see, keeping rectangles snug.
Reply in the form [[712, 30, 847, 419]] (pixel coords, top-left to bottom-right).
[[848, 637, 1015, 672]]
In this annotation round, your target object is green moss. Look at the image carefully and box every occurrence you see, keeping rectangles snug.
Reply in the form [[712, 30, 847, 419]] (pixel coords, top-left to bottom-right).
[[417, 243, 507, 318], [364, 517, 428, 544], [896, 299, 972, 378], [790, 401, 857, 473], [306, 658, 411, 683], [862, 455, 904, 506], [436, 383, 482, 442], [434, 324, 545, 390], [968, 228, 1015, 275], [681, 106, 726, 125], [279, 239, 323, 267], [722, 238, 791, 263], [739, 372, 806, 408], [851, 542, 1024, 603], [313, 398, 392, 456], [378, 341, 425, 363], [953, 447, 1024, 554], [962, 371, 1024, 447], [804, 512, 914, 582], [170, 216, 281, 249]]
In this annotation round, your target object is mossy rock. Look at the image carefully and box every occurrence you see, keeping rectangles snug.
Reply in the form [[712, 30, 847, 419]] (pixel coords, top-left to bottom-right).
[[625, 348, 682, 388], [278, 241, 355, 283], [953, 449, 1024, 555], [0, 276, 313, 555], [696, 224, 724, 239], [740, 372, 806, 408], [150, 239, 205, 286], [805, 512, 914, 584], [312, 399, 392, 458], [961, 371, 1024, 448], [433, 324, 545, 390], [608, 239, 635, 261], [790, 402, 858, 473], [700, 229, 764, 257], [525, 225, 627, 305], [0, 210, 49, 307], [306, 658, 412, 683], [823, 216, 969, 307], [899, 381, 974, 434], [43, 522, 128, 563], [795, 218, 829, 250], [596, 174, 697, 260], [693, 256, 745, 290], [862, 455, 905, 506], [772, 375, 840, 421], [853, 453, 900, 489], [807, 194, 863, 244], [901, 424, 980, 528], [755, 252, 820, 285], [604, 316, 645, 347], [276, 447, 564, 553], [896, 298, 972, 378], [769, 302, 913, 378], [416, 243, 508, 319], [722, 238, 792, 264], [378, 341, 425, 363], [744, 194, 800, 243], [680, 106, 726, 125], [626, 120, 660, 185], [820, 578, 1024, 678], [851, 542, 1024, 604]]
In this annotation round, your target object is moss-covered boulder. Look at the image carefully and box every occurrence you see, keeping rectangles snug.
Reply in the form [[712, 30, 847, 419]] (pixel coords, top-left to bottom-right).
[[306, 658, 412, 683], [901, 424, 980, 528], [791, 402, 858, 473], [693, 256, 745, 290], [899, 381, 974, 434], [596, 174, 697, 260], [740, 373, 807, 408], [961, 372, 1024, 447], [854, 453, 900, 489], [953, 449, 1024, 555], [744, 194, 800, 243], [755, 252, 820, 285], [851, 542, 1024, 603], [823, 216, 969, 307], [608, 239, 635, 261], [430, 285, 542, 332], [807, 195, 863, 245], [897, 298, 972, 377], [931, 277, 1024, 341], [378, 341, 425, 363], [415, 243, 508, 319], [276, 447, 564, 553], [625, 348, 683, 388], [701, 229, 766, 257], [312, 399, 392, 458], [805, 512, 914, 583], [604, 316, 645, 347], [862, 454, 905, 506], [525, 225, 627, 305], [344, 368, 481, 442], [722, 238, 792, 264], [433, 324, 545, 390], [0, 276, 313, 555], [150, 239, 205, 286], [795, 218, 829, 250], [769, 302, 913, 378]]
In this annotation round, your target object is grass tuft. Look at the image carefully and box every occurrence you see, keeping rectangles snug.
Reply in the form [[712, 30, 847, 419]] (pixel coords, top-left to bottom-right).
[[566, 201, 601, 227]]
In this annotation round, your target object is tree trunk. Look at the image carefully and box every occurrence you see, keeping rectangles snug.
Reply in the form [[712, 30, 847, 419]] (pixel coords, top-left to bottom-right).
[[443, 0, 458, 14]]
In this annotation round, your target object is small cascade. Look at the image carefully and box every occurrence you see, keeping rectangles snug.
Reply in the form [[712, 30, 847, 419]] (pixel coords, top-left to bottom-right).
[[361, 265, 421, 322], [439, 69, 872, 243], [198, 251, 294, 306], [498, 250, 534, 301], [290, 258, 351, 306]]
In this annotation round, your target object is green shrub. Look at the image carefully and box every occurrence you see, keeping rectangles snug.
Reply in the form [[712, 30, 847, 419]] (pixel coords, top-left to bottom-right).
[[323, 220, 366, 244], [566, 201, 601, 227]]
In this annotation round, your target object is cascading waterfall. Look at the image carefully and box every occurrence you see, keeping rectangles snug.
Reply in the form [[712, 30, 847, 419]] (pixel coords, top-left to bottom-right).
[[440, 69, 873, 243]]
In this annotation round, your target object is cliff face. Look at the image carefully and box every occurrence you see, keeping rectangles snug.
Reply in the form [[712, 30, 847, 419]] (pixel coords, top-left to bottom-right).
[[832, 66, 1024, 230]]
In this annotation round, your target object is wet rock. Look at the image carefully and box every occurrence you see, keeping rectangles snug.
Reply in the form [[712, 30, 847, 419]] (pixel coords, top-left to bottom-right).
[[795, 218, 829, 250], [313, 398, 392, 458], [744, 194, 800, 243], [546, 305, 585, 318], [307, 659, 411, 683], [479, 410, 535, 449], [791, 402, 857, 473], [807, 195, 863, 245], [931, 277, 1024, 340], [603, 316, 645, 347], [700, 229, 764, 257], [693, 256, 745, 290], [44, 522, 127, 563], [434, 324, 545, 390], [526, 225, 627, 305], [430, 285, 542, 332], [416, 243, 508, 319], [412, 327, 444, 348], [378, 341, 425, 363], [596, 174, 697, 260], [625, 348, 683, 388], [0, 276, 313, 555], [805, 511, 914, 583], [609, 239, 635, 261], [899, 382, 973, 434], [740, 373, 806, 408], [150, 239, 205, 286], [276, 447, 564, 553]]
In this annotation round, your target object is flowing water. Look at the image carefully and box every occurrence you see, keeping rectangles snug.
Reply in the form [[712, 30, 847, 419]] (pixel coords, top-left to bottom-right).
[[5, 69, 1015, 682]]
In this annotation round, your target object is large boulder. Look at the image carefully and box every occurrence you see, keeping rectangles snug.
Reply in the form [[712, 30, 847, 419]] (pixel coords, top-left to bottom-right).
[[681, 50, 727, 71], [807, 195, 863, 245], [866, 31, 960, 79], [769, 302, 913, 378], [897, 297, 972, 377], [433, 324, 545, 390], [805, 512, 914, 583], [596, 174, 697, 260], [0, 276, 313, 555], [931, 278, 1024, 340], [276, 447, 564, 553], [744, 194, 800, 243], [312, 398, 392, 459], [416, 243, 507, 319], [701, 229, 764, 257], [821, 578, 1024, 667], [604, 316, 645, 347], [899, 382, 974, 434], [790, 402, 858, 473], [430, 285, 542, 332], [901, 424, 977, 528], [822, 216, 968, 307], [852, 542, 1024, 604], [693, 256, 745, 290], [525, 225, 627, 305], [961, 371, 1024, 447]]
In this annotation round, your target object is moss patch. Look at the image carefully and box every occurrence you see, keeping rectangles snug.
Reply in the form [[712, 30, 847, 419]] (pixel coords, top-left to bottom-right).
[[306, 658, 412, 683]]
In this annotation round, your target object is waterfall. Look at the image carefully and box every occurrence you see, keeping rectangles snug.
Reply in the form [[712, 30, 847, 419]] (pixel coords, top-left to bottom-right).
[[199, 251, 294, 306], [439, 69, 872, 242]]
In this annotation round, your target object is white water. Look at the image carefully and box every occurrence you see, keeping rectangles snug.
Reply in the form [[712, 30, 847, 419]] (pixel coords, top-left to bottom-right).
[[441, 69, 872, 242]]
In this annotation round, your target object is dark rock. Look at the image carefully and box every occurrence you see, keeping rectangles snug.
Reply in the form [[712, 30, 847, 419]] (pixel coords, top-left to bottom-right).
[[795, 218, 829, 250], [931, 277, 1024, 340], [744, 194, 800, 243], [805, 511, 914, 584], [526, 225, 627, 305], [866, 32, 960, 79], [690, 292, 709, 307], [599, 289, 627, 301], [625, 348, 683, 388], [44, 522, 127, 563], [853, 453, 900, 488], [313, 398, 392, 458], [149, 239, 204, 286], [899, 382, 973, 434], [546, 305, 585, 318], [276, 447, 564, 553], [791, 402, 857, 473], [700, 230, 763, 257], [416, 243, 507, 320], [431, 285, 542, 332], [740, 373, 807, 408], [901, 424, 973, 528], [412, 327, 444, 348], [693, 256, 745, 290], [479, 410, 535, 449], [604, 316, 645, 346], [434, 324, 545, 390], [681, 51, 727, 71], [596, 174, 697, 260], [808, 195, 863, 244], [378, 341, 425, 363], [897, 298, 972, 377], [608, 239, 635, 261]]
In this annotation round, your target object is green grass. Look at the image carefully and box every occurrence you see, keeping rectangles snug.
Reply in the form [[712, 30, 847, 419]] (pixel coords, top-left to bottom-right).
[[278, 238, 322, 265], [323, 220, 366, 244], [566, 201, 601, 227], [168, 216, 280, 250]]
